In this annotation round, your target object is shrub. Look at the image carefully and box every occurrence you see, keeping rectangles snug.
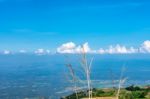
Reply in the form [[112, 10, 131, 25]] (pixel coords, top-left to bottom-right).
[[132, 91, 147, 98], [119, 91, 134, 99], [126, 85, 141, 91]]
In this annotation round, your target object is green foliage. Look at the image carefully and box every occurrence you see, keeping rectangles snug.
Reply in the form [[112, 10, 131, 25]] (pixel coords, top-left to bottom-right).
[[62, 86, 150, 99], [126, 85, 141, 91], [94, 89, 104, 96], [61, 91, 87, 99], [132, 91, 147, 98], [119, 91, 134, 99]]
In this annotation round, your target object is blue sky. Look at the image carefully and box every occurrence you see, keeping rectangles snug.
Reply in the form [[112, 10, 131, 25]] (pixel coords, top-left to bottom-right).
[[0, 0, 150, 52]]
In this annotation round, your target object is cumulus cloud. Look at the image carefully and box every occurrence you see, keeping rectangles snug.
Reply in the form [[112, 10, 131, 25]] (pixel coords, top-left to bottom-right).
[[139, 40, 150, 53], [98, 48, 106, 54], [1, 40, 150, 55], [3, 50, 11, 55], [34, 49, 50, 55], [19, 50, 27, 53], [98, 45, 138, 54], [57, 42, 76, 53], [57, 42, 95, 54], [46, 50, 50, 54], [57, 42, 139, 54]]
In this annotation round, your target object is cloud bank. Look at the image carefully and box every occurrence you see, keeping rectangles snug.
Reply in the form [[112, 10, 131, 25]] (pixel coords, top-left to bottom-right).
[[19, 50, 27, 53], [140, 40, 150, 53], [0, 50, 11, 55], [98, 45, 138, 54], [57, 40, 150, 54], [57, 42, 95, 54], [1, 40, 150, 55], [34, 49, 50, 55]]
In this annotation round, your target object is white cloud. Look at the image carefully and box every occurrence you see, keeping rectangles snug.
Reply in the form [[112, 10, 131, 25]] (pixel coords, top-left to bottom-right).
[[57, 42, 139, 54], [103, 45, 138, 54], [34, 49, 50, 55], [19, 50, 27, 53], [3, 50, 11, 55], [82, 42, 91, 53], [98, 45, 138, 54], [57, 42, 76, 53], [139, 40, 150, 53], [98, 48, 106, 54], [2, 40, 150, 55], [57, 42, 95, 54], [46, 50, 50, 54]]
